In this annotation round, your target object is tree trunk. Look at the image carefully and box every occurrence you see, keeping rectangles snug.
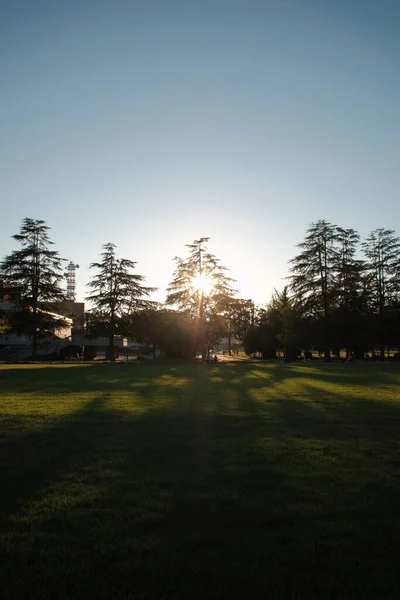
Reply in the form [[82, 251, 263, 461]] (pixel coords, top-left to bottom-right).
[[198, 291, 206, 359], [31, 303, 38, 360], [323, 306, 330, 361], [379, 310, 385, 360], [107, 308, 117, 361], [197, 319, 207, 360], [323, 326, 330, 361], [107, 332, 116, 361], [32, 326, 37, 360], [228, 333, 232, 356]]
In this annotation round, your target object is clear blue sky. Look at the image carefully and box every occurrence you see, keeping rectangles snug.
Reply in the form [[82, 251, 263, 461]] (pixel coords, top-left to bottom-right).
[[1, 0, 399, 306]]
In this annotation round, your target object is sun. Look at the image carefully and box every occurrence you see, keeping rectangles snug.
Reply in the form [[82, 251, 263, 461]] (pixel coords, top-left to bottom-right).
[[192, 274, 213, 295]]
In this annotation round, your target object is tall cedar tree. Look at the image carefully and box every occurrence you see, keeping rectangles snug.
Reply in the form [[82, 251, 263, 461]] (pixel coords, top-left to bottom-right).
[[0, 218, 66, 358], [362, 229, 400, 357], [330, 227, 367, 357], [86, 243, 156, 360], [165, 238, 236, 356], [334, 228, 364, 308], [288, 220, 338, 359]]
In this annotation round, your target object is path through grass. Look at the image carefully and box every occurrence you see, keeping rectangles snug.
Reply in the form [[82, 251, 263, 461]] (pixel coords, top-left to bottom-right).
[[1, 362, 400, 599]]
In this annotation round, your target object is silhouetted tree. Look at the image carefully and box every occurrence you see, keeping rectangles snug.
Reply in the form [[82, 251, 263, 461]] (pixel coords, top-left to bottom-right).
[[329, 227, 369, 357], [269, 288, 302, 360], [166, 238, 236, 357], [288, 220, 339, 359], [242, 303, 274, 359], [0, 218, 67, 358], [158, 312, 195, 358], [119, 305, 171, 358], [243, 289, 302, 360], [86, 243, 156, 360], [216, 297, 253, 355], [362, 229, 400, 358]]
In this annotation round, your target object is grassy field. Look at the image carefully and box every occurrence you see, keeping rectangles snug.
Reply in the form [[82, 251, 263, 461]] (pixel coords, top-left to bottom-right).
[[1, 361, 400, 599]]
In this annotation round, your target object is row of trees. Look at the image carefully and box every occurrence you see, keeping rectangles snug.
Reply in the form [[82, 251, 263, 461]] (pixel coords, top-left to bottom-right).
[[0, 219, 248, 359], [1, 218, 399, 360], [245, 221, 400, 360]]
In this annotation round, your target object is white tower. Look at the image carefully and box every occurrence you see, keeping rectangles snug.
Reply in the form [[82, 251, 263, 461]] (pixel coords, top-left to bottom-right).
[[65, 261, 79, 301]]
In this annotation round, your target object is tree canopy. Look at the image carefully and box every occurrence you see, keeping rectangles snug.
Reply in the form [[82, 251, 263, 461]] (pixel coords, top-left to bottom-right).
[[0, 218, 67, 357], [165, 237, 237, 355], [86, 243, 156, 359], [1, 216, 400, 361]]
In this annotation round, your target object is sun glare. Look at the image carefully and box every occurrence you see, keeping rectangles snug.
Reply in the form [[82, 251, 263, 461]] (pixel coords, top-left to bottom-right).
[[192, 274, 212, 294]]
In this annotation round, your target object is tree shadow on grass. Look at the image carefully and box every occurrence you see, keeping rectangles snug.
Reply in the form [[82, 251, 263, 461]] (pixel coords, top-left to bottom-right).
[[0, 391, 204, 598], [0, 361, 199, 395], [1, 364, 400, 599], [194, 369, 400, 598], [206, 362, 400, 441], [1, 361, 399, 396], [245, 360, 400, 386]]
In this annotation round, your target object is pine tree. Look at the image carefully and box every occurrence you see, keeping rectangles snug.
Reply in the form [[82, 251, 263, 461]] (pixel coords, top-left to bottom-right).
[[334, 228, 363, 306], [0, 218, 67, 358], [86, 243, 156, 360], [329, 227, 368, 357], [362, 229, 400, 358], [165, 238, 236, 357], [288, 220, 339, 359]]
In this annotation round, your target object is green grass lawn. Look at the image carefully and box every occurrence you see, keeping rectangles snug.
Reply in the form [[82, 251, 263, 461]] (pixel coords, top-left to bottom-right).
[[1, 361, 400, 599]]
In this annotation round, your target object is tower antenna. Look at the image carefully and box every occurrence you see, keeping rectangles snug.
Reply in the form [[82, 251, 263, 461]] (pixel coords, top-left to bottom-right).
[[65, 261, 79, 301]]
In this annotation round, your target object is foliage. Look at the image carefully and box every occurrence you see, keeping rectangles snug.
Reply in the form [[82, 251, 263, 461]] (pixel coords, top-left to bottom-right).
[[166, 238, 236, 318], [288, 220, 338, 359], [243, 290, 302, 359], [166, 238, 236, 356], [286, 221, 400, 359], [119, 306, 164, 347], [86, 243, 156, 359], [119, 307, 195, 358], [215, 297, 254, 354], [0, 218, 67, 357], [2, 216, 400, 360], [157, 312, 195, 358], [333, 227, 364, 309], [362, 229, 400, 357]]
